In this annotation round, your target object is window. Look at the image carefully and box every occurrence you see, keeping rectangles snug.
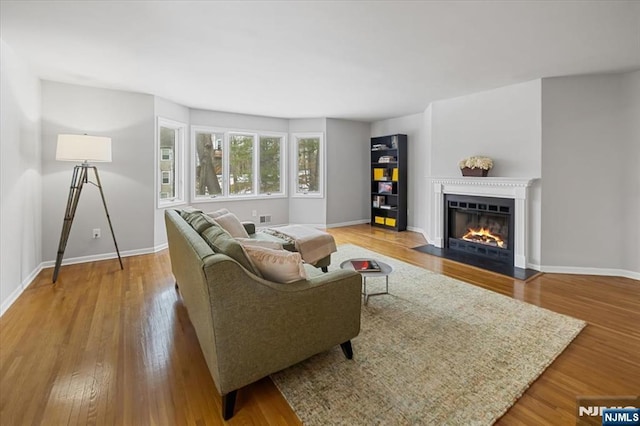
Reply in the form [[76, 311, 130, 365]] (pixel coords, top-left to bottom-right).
[[191, 126, 286, 201], [194, 130, 224, 197], [292, 133, 323, 197], [160, 148, 173, 161], [259, 135, 283, 195], [229, 133, 254, 195], [157, 117, 186, 207], [161, 171, 172, 185]]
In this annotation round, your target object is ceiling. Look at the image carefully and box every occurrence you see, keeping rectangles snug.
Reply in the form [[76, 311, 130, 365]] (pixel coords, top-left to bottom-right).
[[2, 1, 639, 122]]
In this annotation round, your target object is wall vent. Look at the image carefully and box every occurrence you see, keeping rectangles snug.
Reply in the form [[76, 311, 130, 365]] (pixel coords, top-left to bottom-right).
[[259, 214, 272, 224]]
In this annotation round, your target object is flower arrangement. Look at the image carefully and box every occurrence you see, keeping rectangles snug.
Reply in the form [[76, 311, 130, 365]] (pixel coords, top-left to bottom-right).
[[459, 156, 493, 170]]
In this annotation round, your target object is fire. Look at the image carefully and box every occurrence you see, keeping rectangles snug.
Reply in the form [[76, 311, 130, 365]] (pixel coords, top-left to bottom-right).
[[462, 227, 505, 248]]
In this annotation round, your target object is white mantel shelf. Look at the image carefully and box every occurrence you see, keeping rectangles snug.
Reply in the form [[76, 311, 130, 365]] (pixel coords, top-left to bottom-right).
[[431, 176, 538, 269], [431, 176, 536, 188]]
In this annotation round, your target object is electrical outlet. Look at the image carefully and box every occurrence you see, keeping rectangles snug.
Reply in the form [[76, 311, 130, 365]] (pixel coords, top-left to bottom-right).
[[252, 210, 257, 217], [93, 228, 101, 239]]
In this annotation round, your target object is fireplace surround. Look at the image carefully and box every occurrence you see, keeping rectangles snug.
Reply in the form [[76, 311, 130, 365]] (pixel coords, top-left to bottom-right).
[[445, 194, 514, 266], [431, 177, 536, 269]]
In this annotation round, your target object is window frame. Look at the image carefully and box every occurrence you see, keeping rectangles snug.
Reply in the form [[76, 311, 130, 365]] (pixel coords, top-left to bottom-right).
[[156, 117, 186, 208], [291, 132, 324, 198], [258, 132, 286, 197], [190, 126, 287, 203]]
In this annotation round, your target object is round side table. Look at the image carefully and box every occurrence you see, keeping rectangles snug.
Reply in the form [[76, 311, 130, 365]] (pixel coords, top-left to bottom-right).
[[340, 258, 393, 303]]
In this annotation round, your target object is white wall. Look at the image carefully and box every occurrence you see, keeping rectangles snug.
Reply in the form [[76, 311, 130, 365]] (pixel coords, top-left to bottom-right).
[[288, 118, 327, 226], [189, 108, 291, 226], [371, 113, 428, 233], [326, 118, 371, 226], [41, 81, 155, 263], [541, 73, 639, 275], [622, 71, 640, 274], [0, 40, 42, 314], [430, 80, 542, 178], [429, 80, 543, 265]]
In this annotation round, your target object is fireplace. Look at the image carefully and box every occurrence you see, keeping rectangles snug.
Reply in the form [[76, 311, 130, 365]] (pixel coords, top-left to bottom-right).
[[430, 177, 536, 273], [444, 194, 514, 265]]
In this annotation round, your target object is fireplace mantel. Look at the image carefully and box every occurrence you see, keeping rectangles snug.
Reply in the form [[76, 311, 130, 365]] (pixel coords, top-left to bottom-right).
[[431, 177, 537, 269]]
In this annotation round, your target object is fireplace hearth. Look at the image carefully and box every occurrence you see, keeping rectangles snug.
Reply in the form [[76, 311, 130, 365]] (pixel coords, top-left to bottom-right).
[[445, 194, 514, 266]]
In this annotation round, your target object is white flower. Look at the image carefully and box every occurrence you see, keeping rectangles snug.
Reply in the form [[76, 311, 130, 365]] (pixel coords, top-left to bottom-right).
[[459, 156, 493, 170]]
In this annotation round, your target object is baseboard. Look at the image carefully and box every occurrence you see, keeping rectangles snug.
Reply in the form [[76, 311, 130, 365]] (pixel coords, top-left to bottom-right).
[[40, 244, 168, 269], [326, 219, 370, 228], [408, 247, 637, 280], [1, 263, 44, 317], [154, 242, 169, 252], [1, 244, 169, 317], [406, 226, 433, 245], [540, 265, 640, 281], [284, 223, 326, 229]]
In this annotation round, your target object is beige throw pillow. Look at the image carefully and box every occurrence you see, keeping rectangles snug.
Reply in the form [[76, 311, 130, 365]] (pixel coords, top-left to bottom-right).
[[243, 245, 307, 284], [212, 212, 250, 239]]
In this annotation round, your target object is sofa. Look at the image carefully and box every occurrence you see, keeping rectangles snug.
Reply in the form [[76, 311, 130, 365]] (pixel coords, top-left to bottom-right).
[[164, 209, 362, 420]]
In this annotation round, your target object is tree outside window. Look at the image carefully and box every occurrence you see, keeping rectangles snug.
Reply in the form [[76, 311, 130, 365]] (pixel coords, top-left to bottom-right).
[[229, 133, 254, 195], [260, 136, 282, 194], [195, 131, 224, 197], [191, 127, 286, 201], [292, 133, 323, 197]]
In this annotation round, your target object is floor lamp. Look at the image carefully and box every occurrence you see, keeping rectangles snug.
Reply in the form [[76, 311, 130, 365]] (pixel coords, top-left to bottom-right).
[[53, 134, 124, 283]]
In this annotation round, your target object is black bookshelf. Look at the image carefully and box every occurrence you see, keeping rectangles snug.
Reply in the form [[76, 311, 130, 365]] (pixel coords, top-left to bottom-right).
[[370, 134, 407, 231]]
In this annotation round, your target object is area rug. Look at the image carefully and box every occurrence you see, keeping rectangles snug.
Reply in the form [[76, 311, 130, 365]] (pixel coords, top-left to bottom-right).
[[270, 244, 586, 425]]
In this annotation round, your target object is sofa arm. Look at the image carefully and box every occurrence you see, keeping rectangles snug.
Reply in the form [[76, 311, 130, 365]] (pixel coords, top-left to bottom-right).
[[201, 257, 361, 394], [241, 221, 255, 235]]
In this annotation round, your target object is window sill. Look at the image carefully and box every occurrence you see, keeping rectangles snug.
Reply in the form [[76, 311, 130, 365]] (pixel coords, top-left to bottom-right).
[[158, 199, 187, 209], [291, 193, 324, 199], [190, 194, 288, 203]]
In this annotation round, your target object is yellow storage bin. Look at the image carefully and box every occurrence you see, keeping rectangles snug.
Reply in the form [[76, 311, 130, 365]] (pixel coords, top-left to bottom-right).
[[392, 168, 398, 181], [373, 168, 385, 181], [374, 216, 385, 224], [385, 218, 396, 227]]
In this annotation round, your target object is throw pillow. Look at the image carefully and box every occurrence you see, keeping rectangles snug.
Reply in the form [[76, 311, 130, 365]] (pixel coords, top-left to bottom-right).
[[243, 245, 307, 284], [213, 212, 250, 239]]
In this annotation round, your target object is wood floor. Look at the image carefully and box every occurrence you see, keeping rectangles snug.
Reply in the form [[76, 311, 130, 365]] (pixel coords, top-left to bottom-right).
[[1, 224, 638, 425]]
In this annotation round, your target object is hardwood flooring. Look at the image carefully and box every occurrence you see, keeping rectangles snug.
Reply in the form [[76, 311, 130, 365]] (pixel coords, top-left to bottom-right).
[[1, 224, 638, 425]]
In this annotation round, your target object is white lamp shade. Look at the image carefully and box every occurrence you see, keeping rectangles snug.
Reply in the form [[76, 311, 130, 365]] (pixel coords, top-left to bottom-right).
[[56, 134, 112, 162]]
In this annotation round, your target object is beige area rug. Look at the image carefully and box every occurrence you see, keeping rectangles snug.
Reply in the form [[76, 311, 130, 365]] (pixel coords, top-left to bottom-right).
[[271, 244, 586, 425]]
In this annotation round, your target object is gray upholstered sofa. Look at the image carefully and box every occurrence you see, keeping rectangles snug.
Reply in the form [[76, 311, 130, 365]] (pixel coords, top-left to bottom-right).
[[164, 209, 362, 420]]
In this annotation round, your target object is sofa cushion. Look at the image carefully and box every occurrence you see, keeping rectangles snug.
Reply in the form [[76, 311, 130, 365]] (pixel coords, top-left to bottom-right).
[[213, 212, 250, 239], [207, 208, 230, 219], [201, 225, 262, 277], [182, 210, 217, 234], [243, 245, 307, 284]]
